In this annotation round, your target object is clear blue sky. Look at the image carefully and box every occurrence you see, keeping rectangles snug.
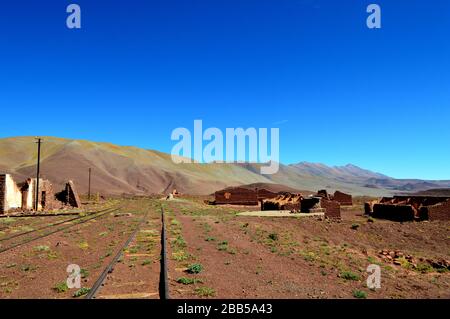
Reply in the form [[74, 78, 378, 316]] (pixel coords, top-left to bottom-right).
[[1, 1, 449, 179]]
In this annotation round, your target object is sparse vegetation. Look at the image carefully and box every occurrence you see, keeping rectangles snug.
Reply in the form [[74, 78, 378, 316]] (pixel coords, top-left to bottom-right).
[[53, 281, 69, 293], [195, 286, 215, 297], [141, 259, 152, 266], [172, 235, 187, 248], [341, 271, 360, 281], [34, 245, 50, 252], [217, 241, 228, 251], [73, 287, 91, 298], [187, 263, 203, 274], [172, 250, 191, 261], [80, 268, 89, 278], [78, 241, 89, 250], [176, 277, 203, 285], [353, 290, 367, 299]]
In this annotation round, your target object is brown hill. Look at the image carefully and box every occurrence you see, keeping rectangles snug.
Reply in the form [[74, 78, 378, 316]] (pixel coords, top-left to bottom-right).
[[231, 183, 314, 195], [1, 136, 446, 196]]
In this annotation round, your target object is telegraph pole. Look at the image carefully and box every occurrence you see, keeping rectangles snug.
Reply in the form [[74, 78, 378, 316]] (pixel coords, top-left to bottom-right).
[[34, 138, 43, 211], [88, 168, 91, 201]]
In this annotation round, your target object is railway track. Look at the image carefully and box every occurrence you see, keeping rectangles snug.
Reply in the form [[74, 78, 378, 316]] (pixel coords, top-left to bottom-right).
[[85, 205, 170, 299], [85, 212, 150, 299], [0, 205, 119, 243], [159, 206, 169, 299], [0, 205, 122, 254]]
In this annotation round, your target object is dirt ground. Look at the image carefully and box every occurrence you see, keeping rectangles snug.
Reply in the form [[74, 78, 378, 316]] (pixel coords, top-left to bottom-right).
[[0, 199, 160, 299], [1, 197, 449, 299], [164, 197, 450, 299]]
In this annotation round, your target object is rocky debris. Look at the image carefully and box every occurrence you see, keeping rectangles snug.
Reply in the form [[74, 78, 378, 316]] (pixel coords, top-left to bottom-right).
[[378, 249, 450, 271]]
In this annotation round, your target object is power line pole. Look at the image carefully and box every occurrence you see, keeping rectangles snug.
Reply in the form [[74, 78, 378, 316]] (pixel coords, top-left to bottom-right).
[[88, 168, 91, 201], [34, 138, 43, 211]]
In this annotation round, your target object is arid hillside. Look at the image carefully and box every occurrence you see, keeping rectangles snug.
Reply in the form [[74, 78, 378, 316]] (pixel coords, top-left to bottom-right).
[[1, 136, 449, 196]]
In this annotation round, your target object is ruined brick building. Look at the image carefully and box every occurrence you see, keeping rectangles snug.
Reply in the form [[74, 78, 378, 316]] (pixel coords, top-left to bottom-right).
[[214, 186, 280, 206], [365, 196, 450, 221], [0, 174, 81, 214], [214, 187, 259, 205]]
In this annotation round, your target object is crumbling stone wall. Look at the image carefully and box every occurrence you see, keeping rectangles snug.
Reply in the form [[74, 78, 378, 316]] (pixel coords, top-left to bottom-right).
[[55, 181, 82, 208], [0, 174, 22, 213], [66, 180, 81, 208], [333, 191, 353, 206], [215, 187, 258, 205], [31, 178, 60, 211], [300, 197, 321, 213], [0, 174, 5, 214], [321, 198, 341, 219], [20, 179, 34, 210], [261, 193, 302, 212], [367, 196, 450, 221], [427, 200, 450, 221]]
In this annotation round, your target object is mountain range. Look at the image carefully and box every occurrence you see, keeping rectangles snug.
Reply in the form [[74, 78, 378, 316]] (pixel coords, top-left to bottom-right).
[[1, 136, 449, 196]]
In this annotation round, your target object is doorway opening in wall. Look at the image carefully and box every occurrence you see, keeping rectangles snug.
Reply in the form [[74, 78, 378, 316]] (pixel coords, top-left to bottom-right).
[[41, 191, 46, 209]]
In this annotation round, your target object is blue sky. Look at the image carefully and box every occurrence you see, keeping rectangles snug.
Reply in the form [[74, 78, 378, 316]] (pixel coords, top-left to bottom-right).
[[0, 0, 449, 179]]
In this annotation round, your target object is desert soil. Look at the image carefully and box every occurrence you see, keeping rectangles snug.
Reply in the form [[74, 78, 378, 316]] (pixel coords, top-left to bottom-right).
[[1, 197, 449, 299]]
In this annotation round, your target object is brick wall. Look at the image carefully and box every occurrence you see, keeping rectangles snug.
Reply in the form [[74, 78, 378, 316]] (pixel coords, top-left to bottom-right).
[[321, 198, 341, 219], [333, 191, 353, 206], [0, 174, 5, 214], [300, 197, 321, 213], [66, 181, 81, 208], [261, 194, 302, 212], [215, 187, 258, 205], [427, 200, 450, 221]]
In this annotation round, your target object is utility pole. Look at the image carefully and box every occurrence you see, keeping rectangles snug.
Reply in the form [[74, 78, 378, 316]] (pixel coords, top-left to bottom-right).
[[34, 138, 43, 211], [88, 168, 91, 201]]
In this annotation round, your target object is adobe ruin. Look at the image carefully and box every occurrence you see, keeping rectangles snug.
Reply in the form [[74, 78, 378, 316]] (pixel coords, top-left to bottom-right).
[[261, 193, 303, 212], [365, 196, 450, 221], [261, 191, 341, 219], [213, 187, 281, 206], [214, 187, 259, 206], [0, 174, 81, 214], [55, 180, 82, 208], [332, 191, 353, 206], [316, 189, 353, 206]]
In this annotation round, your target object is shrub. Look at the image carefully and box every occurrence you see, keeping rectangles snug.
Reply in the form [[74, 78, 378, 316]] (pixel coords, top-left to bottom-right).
[[34, 245, 50, 252], [217, 241, 228, 251], [415, 263, 434, 273], [187, 263, 203, 274], [195, 286, 215, 297], [172, 250, 190, 261], [268, 233, 279, 241], [353, 290, 367, 299], [80, 268, 89, 278], [176, 277, 203, 285], [341, 271, 360, 281], [141, 259, 152, 266], [53, 282, 68, 293], [173, 236, 187, 248], [78, 241, 89, 250], [73, 287, 91, 298]]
